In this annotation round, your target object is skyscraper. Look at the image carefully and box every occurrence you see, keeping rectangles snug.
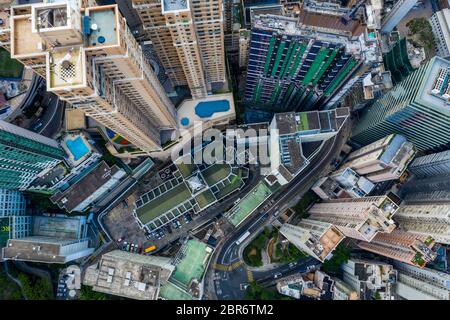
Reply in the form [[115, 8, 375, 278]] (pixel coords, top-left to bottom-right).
[[341, 134, 416, 183], [307, 196, 399, 241], [0, 189, 31, 249], [133, 0, 226, 98], [5, 1, 178, 153], [280, 219, 345, 262], [0, 120, 63, 190], [380, 0, 418, 34], [430, 9, 450, 59], [352, 57, 450, 152], [244, 15, 360, 111], [393, 261, 450, 300], [393, 204, 450, 245], [357, 230, 438, 268], [408, 149, 450, 178]]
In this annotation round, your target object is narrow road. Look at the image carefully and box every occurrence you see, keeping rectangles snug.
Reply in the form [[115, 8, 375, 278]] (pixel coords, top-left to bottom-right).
[[3, 261, 28, 300]]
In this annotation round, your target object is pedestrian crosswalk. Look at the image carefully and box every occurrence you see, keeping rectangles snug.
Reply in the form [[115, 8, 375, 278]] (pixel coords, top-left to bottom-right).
[[214, 261, 243, 271], [246, 269, 254, 282]]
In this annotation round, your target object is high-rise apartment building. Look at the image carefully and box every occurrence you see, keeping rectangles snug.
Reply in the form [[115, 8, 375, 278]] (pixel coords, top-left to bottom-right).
[[393, 261, 450, 300], [342, 134, 416, 183], [400, 173, 450, 204], [307, 196, 399, 241], [280, 220, 345, 262], [0, 189, 31, 249], [244, 14, 360, 111], [393, 204, 450, 245], [268, 108, 349, 184], [430, 9, 450, 58], [408, 150, 450, 178], [380, 0, 418, 34], [133, 0, 226, 98], [2, 215, 95, 264], [0, 120, 64, 190], [357, 230, 438, 268], [352, 57, 450, 152], [340, 258, 397, 300], [5, 1, 178, 153]]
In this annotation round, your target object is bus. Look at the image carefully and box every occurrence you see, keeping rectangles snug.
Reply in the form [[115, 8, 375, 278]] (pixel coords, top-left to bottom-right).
[[144, 245, 157, 253], [235, 231, 251, 246]]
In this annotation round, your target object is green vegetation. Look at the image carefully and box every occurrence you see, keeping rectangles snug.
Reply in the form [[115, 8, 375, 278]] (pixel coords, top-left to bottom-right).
[[0, 48, 23, 79], [0, 271, 23, 300], [194, 189, 216, 209], [374, 292, 381, 300], [406, 18, 435, 52], [202, 164, 231, 186], [25, 192, 60, 212], [17, 273, 53, 300], [273, 243, 307, 264], [412, 252, 425, 267], [322, 243, 352, 274], [136, 183, 191, 224], [245, 282, 292, 300], [79, 285, 109, 300], [292, 191, 318, 218], [243, 228, 276, 267]]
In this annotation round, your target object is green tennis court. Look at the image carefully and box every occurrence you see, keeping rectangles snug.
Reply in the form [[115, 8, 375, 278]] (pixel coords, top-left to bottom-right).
[[172, 240, 211, 286]]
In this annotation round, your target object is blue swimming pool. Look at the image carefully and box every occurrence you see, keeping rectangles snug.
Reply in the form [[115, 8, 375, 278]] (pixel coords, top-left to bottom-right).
[[195, 99, 230, 118], [66, 137, 89, 161]]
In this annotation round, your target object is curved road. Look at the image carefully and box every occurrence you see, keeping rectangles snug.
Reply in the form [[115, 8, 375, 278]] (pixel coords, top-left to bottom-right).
[[210, 123, 351, 299]]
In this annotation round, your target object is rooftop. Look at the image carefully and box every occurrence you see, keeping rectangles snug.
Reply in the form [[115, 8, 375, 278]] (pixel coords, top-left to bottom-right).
[[50, 161, 126, 213], [83, 250, 175, 300], [162, 0, 189, 13], [3, 236, 86, 263]]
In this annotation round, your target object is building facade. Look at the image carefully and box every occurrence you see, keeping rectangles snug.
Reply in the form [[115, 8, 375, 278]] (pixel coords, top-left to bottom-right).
[[5, 1, 178, 153], [342, 134, 416, 183], [0, 189, 31, 249], [280, 220, 345, 262], [393, 261, 450, 300], [357, 230, 438, 268], [408, 149, 450, 178], [430, 9, 450, 58], [380, 0, 418, 34], [133, 0, 226, 98], [2, 215, 94, 264], [244, 15, 360, 111], [341, 258, 397, 300], [393, 204, 450, 245], [352, 57, 450, 152], [0, 120, 63, 190], [307, 196, 399, 241]]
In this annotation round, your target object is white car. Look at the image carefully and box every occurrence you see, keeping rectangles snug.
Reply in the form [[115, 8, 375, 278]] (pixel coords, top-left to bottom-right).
[[274, 272, 282, 279]]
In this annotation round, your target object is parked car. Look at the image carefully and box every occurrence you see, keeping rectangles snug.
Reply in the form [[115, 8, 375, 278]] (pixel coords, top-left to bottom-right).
[[274, 272, 282, 279]]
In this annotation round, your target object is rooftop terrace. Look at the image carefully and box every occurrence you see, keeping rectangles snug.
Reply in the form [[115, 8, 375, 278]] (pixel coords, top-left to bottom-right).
[[226, 181, 272, 227]]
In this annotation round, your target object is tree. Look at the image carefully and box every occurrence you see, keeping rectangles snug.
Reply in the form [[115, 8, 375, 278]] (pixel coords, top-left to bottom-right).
[[79, 285, 109, 300], [245, 282, 292, 300], [322, 243, 352, 274], [18, 274, 53, 300]]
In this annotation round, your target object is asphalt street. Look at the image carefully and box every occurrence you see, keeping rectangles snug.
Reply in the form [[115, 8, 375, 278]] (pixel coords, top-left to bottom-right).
[[210, 122, 351, 300]]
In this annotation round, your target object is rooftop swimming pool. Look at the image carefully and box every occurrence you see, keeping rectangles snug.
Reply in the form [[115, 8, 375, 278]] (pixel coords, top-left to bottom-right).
[[195, 99, 230, 118], [66, 136, 89, 161]]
